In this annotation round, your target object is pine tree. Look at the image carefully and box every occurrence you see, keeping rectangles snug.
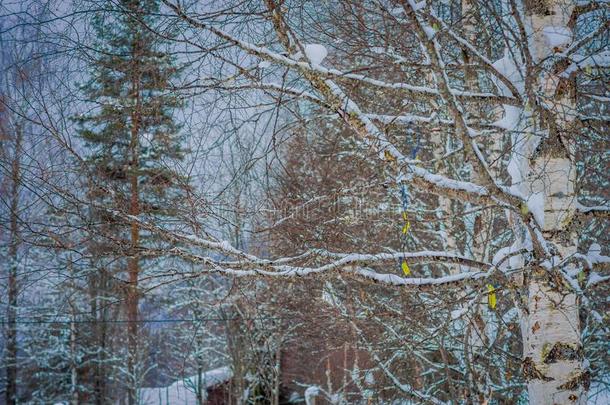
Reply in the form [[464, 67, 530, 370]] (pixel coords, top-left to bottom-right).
[[76, 1, 188, 402]]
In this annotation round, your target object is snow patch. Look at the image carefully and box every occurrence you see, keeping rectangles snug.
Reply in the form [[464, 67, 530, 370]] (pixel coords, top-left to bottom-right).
[[304, 44, 328, 66], [588, 243, 610, 264], [586, 272, 609, 288], [562, 50, 610, 77], [423, 25, 436, 39], [484, 315, 499, 343], [540, 255, 562, 270], [492, 241, 525, 271], [412, 1, 426, 11], [589, 243, 601, 256], [543, 26, 572, 49], [305, 386, 320, 405], [492, 49, 525, 94], [451, 307, 468, 320], [491, 49, 548, 219], [138, 367, 232, 405], [493, 105, 523, 131], [502, 307, 519, 324], [527, 191, 545, 228]]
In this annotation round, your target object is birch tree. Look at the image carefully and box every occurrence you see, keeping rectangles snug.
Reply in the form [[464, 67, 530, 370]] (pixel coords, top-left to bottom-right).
[[123, 0, 608, 402], [0, 0, 607, 403]]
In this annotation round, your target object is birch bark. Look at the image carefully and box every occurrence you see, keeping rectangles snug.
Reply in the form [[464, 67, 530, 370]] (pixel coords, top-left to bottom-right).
[[520, 1, 587, 403]]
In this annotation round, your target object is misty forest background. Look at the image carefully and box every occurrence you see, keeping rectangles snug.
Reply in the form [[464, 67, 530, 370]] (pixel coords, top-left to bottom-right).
[[0, 0, 609, 404]]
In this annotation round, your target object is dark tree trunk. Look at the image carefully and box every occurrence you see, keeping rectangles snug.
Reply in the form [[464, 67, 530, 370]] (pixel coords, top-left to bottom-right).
[[5, 124, 21, 405]]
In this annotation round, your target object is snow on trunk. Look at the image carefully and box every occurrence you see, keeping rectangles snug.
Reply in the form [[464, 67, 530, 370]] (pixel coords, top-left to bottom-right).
[[520, 1, 586, 403]]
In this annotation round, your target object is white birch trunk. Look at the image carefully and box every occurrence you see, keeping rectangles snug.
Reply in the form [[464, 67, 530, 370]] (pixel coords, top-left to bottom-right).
[[521, 1, 587, 403], [522, 278, 584, 404]]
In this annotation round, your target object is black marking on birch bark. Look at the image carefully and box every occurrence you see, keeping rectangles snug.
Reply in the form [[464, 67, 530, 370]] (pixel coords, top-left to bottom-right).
[[522, 357, 553, 382], [558, 370, 590, 391], [523, 0, 552, 15], [542, 342, 582, 364], [533, 130, 571, 160]]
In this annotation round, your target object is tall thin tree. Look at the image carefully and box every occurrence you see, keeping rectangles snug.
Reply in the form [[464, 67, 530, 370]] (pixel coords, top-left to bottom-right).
[[76, 0, 187, 402]]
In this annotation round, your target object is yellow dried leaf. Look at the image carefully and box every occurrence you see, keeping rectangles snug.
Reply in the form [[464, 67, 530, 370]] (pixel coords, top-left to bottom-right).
[[520, 202, 529, 216], [585, 65, 592, 75], [487, 284, 497, 309], [384, 150, 396, 162]]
